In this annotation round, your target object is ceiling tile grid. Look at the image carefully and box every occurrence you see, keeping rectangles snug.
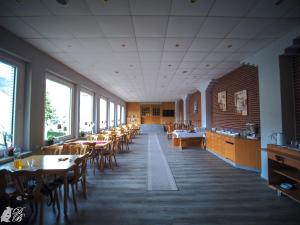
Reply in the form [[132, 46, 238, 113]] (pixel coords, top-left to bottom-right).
[[0, 0, 299, 101]]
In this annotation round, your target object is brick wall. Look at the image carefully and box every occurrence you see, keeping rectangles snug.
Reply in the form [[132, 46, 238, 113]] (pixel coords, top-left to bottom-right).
[[211, 65, 260, 132], [188, 91, 201, 126]]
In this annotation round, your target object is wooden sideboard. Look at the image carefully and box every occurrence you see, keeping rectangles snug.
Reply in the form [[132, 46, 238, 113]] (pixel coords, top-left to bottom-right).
[[267, 144, 300, 203], [206, 131, 261, 170]]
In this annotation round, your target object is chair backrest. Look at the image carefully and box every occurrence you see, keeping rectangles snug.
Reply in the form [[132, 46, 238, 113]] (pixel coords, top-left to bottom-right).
[[73, 154, 88, 182], [41, 145, 61, 155], [62, 143, 82, 155], [12, 169, 44, 200], [0, 169, 10, 198]]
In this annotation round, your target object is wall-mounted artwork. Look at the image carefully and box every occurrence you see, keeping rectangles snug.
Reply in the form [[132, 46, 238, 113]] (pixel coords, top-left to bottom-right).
[[218, 91, 226, 111], [234, 90, 247, 116], [193, 101, 198, 113]]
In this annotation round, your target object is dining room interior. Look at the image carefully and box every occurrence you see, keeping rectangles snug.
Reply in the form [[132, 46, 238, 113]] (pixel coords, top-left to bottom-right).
[[0, 0, 300, 225]]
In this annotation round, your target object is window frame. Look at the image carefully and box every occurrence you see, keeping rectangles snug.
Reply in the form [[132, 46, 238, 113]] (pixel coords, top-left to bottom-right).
[[44, 73, 74, 142], [117, 104, 121, 126], [121, 106, 125, 125], [109, 101, 115, 128], [0, 53, 25, 149], [99, 97, 108, 130], [79, 88, 94, 134]]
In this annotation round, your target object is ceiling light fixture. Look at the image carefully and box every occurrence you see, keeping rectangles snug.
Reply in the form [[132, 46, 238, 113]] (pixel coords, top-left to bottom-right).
[[175, 44, 180, 47], [56, 0, 69, 6], [190, 0, 198, 3], [182, 70, 188, 74], [115, 71, 119, 74], [121, 44, 126, 47], [227, 44, 233, 48], [168, 64, 172, 67], [129, 64, 133, 67], [206, 64, 210, 67]]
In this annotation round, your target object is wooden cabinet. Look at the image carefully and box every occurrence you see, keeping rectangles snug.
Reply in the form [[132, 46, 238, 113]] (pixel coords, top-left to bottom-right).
[[206, 131, 261, 170], [267, 144, 300, 203]]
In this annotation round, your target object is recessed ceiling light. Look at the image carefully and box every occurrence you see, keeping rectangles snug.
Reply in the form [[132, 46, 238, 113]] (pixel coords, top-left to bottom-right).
[[227, 44, 233, 48], [168, 64, 172, 67], [163, 75, 167, 78], [206, 64, 210, 67], [182, 70, 188, 74], [115, 71, 119, 74], [190, 0, 197, 3], [67, 44, 72, 48], [175, 44, 180, 47], [121, 44, 126, 47], [129, 64, 133, 67]]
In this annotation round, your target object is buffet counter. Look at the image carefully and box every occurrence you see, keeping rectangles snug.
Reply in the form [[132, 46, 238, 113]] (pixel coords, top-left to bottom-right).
[[206, 131, 261, 171]]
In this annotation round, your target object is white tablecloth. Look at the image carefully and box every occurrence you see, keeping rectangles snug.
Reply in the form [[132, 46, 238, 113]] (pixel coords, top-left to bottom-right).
[[172, 130, 205, 138]]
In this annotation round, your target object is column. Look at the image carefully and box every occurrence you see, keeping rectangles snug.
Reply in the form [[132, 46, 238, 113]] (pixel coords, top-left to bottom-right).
[[175, 99, 180, 123], [183, 95, 189, 124]]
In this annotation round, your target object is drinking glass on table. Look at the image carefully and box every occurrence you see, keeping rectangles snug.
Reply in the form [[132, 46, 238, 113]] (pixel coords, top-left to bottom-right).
[[13, 152, 23, 169]]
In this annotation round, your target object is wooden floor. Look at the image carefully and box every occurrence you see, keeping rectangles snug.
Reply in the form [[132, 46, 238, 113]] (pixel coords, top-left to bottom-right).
[[43, 132, 300, 225]]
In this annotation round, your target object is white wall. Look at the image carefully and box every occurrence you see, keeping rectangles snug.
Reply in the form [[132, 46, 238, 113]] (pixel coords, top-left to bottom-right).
[[198, 81, 210, 128], [0, 27, 126, 151], [243, 26, 300, 179]]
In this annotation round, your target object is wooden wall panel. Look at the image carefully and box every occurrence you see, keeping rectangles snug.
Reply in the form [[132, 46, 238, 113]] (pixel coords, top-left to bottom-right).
[[294, 56, 300, 140], [211, 65, 260, 132], [188, 91, 201, 126], [126, 102, 141, 124], [179, 99, 184, 122]]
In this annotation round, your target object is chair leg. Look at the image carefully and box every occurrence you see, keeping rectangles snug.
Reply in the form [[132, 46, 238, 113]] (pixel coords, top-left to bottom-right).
[[81, 177, 87, 198], [55, 190, 60, 214], [113, 155, 117, 167], [71, 184, 77, 212], [39, 198, 44, 225]]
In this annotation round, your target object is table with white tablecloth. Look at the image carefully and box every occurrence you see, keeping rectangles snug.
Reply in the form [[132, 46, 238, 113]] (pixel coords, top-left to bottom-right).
[[172, 130, 206, 149]]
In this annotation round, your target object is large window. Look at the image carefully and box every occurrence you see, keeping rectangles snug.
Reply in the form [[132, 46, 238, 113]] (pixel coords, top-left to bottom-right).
[[117, 104, 121, 126], [44, 77, 73, 140], [109, 102, 115, 127], [99, 98, 107, 129], [121, 106, 125, 124], [80, 90, 94, 133], [0, 61, 16, 149]]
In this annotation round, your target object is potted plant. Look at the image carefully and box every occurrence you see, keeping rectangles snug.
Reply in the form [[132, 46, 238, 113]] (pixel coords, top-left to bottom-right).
[[80, 131, 85, 138], [47, 136, 55, 146]]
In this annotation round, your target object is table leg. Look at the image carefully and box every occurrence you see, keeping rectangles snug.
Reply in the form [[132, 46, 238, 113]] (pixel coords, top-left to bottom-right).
[[63, 173, 68, 215]]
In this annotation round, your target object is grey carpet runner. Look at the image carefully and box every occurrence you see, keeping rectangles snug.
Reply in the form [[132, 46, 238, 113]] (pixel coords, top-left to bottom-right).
[[147, 133, 178, 191]]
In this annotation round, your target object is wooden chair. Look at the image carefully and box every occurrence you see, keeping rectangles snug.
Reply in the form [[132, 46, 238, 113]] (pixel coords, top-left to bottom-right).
[[61, 143, 82, 155], [13, 170, 45, 225], [41, 145, 61, 155], [167, 125, 174, 140], [85, 142, 98, 175], [99, 140, 118, 170]]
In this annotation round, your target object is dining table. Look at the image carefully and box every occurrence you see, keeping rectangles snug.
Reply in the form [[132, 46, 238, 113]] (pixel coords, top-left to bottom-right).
[[0, 154, 82, 215]]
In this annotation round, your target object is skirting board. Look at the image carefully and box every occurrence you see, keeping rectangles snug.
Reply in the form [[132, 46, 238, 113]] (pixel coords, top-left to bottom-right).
[[206, 148, 260, 173]]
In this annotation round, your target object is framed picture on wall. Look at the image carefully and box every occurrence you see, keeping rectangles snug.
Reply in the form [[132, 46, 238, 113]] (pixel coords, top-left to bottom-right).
[[234, 90, 247, 116], [193, 101, 198, 113], [218, 91, 227, 111]]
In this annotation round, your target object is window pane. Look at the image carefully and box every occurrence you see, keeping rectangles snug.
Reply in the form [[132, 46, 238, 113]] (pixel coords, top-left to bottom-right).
[[44, 78, 72, 140], [0, 61, 16, 148], [117, 105, 121, 126], [99, 98, 107, 129], [109, 102, 115, 127], [121, 106, 125, 124], [80, 91, 93, 133]]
